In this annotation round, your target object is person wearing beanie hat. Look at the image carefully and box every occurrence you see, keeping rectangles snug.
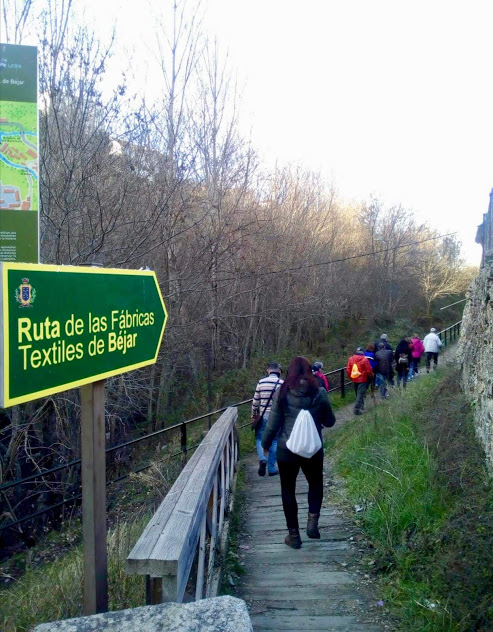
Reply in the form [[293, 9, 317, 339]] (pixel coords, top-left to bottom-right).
[[423, 327, 443, 372], [373, 333, 393, 352], [311, 361, 329, 390]]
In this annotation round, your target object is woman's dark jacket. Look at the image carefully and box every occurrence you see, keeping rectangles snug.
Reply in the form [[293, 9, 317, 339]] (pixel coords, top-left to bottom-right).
[[261, 382, 335, 454], [374, 348, 394, 378], [394, 340, 412, 374]]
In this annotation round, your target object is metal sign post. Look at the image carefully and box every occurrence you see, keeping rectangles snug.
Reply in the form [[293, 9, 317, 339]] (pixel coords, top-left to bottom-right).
[[81, 379, 107, 614]]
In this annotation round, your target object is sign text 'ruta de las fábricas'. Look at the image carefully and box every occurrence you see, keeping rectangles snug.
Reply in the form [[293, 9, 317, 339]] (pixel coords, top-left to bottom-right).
[[0, 43, 39, 263], [0, 263, 168, 407]]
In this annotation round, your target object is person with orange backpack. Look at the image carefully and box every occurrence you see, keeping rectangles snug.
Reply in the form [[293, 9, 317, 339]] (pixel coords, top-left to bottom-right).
[[346, 347, 374, 416]]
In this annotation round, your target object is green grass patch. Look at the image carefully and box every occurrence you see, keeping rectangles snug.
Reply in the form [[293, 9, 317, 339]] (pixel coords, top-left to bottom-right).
[[220, 464, 247, 596], [0, 516, 148, 632], [0, 455, 188, 631], [329, 389, 355, 410], [329, 367, 493, 631]]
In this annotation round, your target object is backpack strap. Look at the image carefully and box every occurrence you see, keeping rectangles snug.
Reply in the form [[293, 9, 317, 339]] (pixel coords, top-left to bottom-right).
[[259, 377, 280, 419]]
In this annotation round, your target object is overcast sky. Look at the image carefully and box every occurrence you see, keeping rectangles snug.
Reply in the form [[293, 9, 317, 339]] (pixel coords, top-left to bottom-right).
[[65, 1, 493, 263], [205, 0, 493, 264]]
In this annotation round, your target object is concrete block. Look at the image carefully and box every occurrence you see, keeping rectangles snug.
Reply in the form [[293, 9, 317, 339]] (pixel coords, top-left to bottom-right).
[[34, 595, 252, 632]]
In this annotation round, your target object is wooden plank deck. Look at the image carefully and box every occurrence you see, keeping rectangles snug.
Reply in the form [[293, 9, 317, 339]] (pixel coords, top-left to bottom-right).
[[235, 403, 388, 632]]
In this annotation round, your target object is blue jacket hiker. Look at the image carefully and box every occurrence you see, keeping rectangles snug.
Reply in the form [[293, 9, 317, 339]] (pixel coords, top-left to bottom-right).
[[252, 363, 283, 476], [364, 346, 378, 371]]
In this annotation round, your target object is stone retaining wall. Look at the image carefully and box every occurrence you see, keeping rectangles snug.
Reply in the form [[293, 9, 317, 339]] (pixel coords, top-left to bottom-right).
[[456, 264, 493, 468]]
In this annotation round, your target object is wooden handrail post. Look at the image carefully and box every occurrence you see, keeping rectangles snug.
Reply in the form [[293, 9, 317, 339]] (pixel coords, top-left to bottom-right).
[[225, 440, 230, 494], [81, 379, 108, 615], [195, 513, 207, 600], [219, 453, 226, 534], [229, 433, 234, 486], [146, 575, 163, 605], [206, 474, 219, 598]]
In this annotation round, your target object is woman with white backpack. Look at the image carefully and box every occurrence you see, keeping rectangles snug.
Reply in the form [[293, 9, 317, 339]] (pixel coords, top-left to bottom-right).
[[261, 356, 336, 549]]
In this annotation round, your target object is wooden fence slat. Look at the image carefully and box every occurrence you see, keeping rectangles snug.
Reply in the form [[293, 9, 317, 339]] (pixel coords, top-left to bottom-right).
[[206, 473, 218, 598], [195, 512, 207, 600]]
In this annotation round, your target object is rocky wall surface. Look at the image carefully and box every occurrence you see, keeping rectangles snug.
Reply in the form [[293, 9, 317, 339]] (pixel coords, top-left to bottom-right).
[[456, 264, 493, 469]]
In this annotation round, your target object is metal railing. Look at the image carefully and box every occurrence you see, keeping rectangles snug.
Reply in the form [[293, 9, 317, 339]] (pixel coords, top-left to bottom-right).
[[0, 320, 462, 534], [438, 320, 461, 347]]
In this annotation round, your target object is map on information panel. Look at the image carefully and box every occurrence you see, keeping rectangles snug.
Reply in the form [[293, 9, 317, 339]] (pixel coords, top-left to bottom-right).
[[0, 100, 38, 211], [0, 43, 39, 263]]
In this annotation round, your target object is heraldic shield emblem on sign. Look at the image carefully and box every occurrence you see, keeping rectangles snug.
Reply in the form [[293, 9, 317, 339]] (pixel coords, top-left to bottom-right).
[[15, 278, 36, 308]]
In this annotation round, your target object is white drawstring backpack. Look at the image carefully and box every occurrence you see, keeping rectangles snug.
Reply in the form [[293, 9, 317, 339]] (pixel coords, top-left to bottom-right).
[[286, 409, 322, 458]]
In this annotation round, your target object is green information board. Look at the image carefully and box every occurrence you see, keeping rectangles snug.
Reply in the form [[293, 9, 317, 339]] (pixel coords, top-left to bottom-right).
[[0, 263, 168, 407], [0, 43, 39, 263]]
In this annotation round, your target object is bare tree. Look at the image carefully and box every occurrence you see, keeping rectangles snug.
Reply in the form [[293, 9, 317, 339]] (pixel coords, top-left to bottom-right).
[[1, 0, 36, 44], [419, 234, 467, 318]]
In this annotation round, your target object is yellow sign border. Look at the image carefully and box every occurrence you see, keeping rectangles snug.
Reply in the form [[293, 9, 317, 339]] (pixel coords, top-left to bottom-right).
[[1, 263, 168, 407]]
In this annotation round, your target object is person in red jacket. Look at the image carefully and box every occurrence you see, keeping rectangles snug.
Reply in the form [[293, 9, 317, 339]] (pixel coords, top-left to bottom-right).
[[347, 347, 374, 416]]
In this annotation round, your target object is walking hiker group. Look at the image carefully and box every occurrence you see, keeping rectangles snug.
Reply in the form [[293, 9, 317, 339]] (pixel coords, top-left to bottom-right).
[[249, 328, 443, 550], [347, 327, 443, 415]]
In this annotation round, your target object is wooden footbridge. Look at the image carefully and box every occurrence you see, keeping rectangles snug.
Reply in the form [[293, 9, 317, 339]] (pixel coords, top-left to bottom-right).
[[126, 402, 385, 631], [236, 448, 383, 631]]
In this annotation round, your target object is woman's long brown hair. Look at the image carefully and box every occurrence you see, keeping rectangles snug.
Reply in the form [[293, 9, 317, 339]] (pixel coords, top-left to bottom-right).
[[278, 356, 319, 405]]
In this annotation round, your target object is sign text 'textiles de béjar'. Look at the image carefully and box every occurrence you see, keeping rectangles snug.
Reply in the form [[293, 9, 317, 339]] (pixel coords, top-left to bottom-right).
[[0, 263, 168, 407]]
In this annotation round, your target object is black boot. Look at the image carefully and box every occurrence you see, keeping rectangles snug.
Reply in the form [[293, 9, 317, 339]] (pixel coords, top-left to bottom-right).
[[284, 528, 302, 549], [306, 512, 321, 539]]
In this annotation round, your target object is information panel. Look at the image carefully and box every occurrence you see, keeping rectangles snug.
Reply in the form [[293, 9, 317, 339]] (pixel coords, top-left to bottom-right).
[[0, 263, 168, 407], [0, 43, 39, 263]]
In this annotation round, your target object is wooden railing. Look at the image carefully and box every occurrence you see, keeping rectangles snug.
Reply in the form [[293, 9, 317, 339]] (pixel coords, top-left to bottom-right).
[[126, 407, 238, 604]]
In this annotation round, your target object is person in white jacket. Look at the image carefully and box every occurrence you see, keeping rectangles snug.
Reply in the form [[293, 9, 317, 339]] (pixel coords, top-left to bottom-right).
[[423, 328, 443, 372]]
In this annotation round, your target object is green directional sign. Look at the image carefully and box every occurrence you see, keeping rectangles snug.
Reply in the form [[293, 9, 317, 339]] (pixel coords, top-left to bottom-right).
[[0, 263, 168, 407]]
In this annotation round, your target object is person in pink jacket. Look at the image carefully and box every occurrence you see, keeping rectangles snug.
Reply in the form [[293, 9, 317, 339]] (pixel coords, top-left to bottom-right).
[[409, 334, 425, 379]]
